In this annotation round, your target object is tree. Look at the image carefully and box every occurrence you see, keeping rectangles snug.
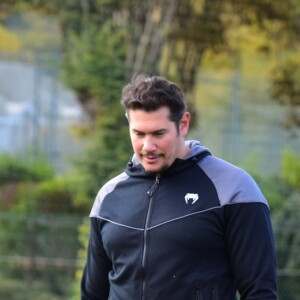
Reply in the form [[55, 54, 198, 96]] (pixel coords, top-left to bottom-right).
[[271, 58, 300, 128], [2, 2, 300, 297], [272, 151, 300, 299], [2, 0, 298, 119], [2, 0, 299, 205]]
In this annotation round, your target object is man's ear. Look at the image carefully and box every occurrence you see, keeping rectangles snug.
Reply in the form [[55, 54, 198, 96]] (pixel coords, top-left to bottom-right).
[[179, 112, 191, 136]]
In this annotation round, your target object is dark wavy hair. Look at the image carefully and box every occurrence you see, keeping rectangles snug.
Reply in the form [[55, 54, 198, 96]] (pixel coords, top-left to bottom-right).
[[121, 74, 187, 128]]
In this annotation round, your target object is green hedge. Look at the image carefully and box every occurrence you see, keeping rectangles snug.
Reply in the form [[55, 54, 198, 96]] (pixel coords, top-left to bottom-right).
[[0, 154, 54, 184]]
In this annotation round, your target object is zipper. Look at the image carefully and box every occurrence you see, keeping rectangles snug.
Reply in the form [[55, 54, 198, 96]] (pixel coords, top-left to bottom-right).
[[195, 286, 200, 300], [141, 175, 160, 300], [211, 288, 215, 300], [147, 175, 160, 197], [194, 286, 215, 300]]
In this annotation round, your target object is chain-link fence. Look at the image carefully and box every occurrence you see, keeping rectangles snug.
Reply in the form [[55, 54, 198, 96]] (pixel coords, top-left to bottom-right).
[[1, 5, 300, 299], [1, 61, 300, 300], [192, 71, 300, 175], [0, 213, 299, 299], [0, 212, 83, 299]]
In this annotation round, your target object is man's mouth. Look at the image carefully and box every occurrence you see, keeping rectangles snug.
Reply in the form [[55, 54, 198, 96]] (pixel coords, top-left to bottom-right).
[[142, 153, 163, 163]]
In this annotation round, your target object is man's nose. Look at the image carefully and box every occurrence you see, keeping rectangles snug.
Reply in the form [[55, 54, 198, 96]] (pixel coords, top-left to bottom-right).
[[143, 136, 156, 152]]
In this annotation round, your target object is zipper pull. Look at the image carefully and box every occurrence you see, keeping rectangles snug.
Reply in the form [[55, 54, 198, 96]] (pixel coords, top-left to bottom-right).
[[147, 176, 160, 196]]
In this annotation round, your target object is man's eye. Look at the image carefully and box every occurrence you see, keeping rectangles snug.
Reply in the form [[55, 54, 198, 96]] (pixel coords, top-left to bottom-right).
[[155, 132, 165, 137], [135, 132, 144, 137]]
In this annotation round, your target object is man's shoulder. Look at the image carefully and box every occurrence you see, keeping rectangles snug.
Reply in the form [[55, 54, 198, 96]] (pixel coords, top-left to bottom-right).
[[102, 172, 129, 191], [198, 155, 268, 206], [90, 172, 129, 217]]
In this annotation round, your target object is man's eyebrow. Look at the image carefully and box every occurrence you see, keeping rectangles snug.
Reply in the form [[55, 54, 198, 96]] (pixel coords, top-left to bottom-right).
[[153, 129, 168, 134], [131, 128, 167, 134]]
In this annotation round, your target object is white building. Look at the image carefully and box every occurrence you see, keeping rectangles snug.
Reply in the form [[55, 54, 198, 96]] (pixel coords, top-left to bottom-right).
[[0, 60, 88, 172]]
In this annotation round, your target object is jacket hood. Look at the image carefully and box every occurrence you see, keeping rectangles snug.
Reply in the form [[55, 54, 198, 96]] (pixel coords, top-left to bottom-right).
[[125, 140, 210, 178]]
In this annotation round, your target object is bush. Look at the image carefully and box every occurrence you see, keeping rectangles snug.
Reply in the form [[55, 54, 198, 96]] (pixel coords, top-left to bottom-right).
[[0, 154, 54, 185], [281, 149, 300, 188], [8, 175, 89, 215], [254, 174, 291, 211]]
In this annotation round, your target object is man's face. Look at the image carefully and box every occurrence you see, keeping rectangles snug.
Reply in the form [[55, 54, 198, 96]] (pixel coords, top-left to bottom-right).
[[128, 106, 190, 174]]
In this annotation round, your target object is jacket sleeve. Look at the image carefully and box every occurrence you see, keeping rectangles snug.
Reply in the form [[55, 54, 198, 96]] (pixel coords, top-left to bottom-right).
[[224, 202, 277, 299], [81, 217, 112, 300]]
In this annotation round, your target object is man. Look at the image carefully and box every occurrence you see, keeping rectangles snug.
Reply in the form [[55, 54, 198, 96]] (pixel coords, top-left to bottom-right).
[[81, 74, 277, 299]]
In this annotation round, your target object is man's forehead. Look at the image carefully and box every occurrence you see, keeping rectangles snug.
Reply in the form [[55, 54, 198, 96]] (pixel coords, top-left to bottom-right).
[[128, 108, 175, 132], [127, 107, 171, 119]]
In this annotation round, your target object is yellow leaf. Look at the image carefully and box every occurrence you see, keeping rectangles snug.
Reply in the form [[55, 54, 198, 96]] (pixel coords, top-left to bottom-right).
[[0, 25, 21, 52]]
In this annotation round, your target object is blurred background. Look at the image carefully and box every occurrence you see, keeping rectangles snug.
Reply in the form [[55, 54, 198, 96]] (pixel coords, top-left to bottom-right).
[[0, 0, 299, 299]]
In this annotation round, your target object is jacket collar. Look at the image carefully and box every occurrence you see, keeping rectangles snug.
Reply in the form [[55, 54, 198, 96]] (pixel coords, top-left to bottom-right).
[[125, 140, 211, 178]]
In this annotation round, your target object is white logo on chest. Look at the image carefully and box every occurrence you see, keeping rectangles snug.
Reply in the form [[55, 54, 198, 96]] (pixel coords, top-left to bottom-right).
[[185, 193, 199, 204]]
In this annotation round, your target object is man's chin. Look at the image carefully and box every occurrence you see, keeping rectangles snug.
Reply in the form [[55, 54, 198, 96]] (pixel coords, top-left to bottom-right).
[[144, 164, 169, 176]]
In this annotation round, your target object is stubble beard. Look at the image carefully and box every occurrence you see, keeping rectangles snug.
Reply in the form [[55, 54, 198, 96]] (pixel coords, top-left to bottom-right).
[[145, 164, 169, 176], [141, 153, 169, 176]]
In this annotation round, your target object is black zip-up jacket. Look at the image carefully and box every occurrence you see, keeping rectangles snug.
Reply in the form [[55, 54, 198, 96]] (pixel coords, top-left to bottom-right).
[[81, 140, 277, 300]]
